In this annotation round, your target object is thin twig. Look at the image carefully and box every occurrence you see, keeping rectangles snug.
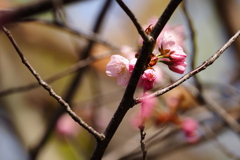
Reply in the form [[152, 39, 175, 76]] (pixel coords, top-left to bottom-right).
[[0, 50, 119, 97], [1, 26, 105, 141], [116, 0, 149, 42], [136, 30, 240, 103], [139, 125, 147, 160]]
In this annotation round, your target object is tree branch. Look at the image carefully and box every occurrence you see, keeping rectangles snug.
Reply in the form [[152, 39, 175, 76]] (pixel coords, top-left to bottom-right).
[[29, 0, 113, 159], [139, 126, 147, 160], [0, 0, 86, 27], [1, 26, 105, 139], [116, 0, 149, 42], [90, 0, 183, 159]]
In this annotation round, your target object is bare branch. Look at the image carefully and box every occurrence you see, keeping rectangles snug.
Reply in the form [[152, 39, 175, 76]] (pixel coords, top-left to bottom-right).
[[116, 0, 149, 42], [1, 26, 105, 141], [139, 126, 147, 160]]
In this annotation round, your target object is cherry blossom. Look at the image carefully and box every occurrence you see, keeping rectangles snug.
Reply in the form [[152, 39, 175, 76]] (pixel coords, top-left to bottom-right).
[[106, 55, 131, 87], [139, 16, 185, 49], [158, 32, 187, 74], [131, 93, 157, 127], [168, 60, 187, 74], [129, 58, 137, 73], [142, 69, 157, 91], [169, 46, 187, 61], [181, 118, 200, 143]]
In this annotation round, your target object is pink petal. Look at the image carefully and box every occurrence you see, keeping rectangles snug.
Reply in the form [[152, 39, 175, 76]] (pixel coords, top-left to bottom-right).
[[117, 72, 131, 87], [106, 55, 129, 77], [129, 58, 137, 73]]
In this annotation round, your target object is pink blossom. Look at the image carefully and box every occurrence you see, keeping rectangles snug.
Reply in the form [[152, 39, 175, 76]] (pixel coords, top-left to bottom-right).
[[129, 58, 137, 73], [142, 69, 157, 91], [139, 16, 185, 48], [181, 118, 200, 143], [131, 93, 157, 127], [169, 46, 187, 61], [168, 60, 187, 74], [141, 95, 157, 119], [106, 55, 131, 87], [142, 69, 157, 81], [158, 32, 176, 53], [158, 32, 187, 74]]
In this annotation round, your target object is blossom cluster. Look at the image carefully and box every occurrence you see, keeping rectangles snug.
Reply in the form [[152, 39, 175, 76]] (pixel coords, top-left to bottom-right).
[[106, 17, 187, 91], [105, 17, 197, 143], [106, 55, 158, 91]]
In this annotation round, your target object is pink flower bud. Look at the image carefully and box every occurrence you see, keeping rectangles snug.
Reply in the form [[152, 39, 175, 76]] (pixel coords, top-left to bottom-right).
[[142, 69, 157, 91], [142, 69, 157, 82], [168, 60, 187, 74], [169, 46, 186, 61]]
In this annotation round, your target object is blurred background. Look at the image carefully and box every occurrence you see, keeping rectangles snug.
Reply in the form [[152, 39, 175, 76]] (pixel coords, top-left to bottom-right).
[[0, 0, 240, 160]]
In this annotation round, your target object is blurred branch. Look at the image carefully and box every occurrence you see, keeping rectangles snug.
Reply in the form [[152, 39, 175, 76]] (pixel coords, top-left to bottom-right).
[[52, 0, 67, 24], [91, 0, 183, 159], [19, 18, 120, 50], [201, 122, 238, 160], [214, 0, 240, 59], [29, 0, 113, 159], [0, 0, 86, 27], [0, 50, 119, 97], [119, 119, 225, 160], [181, 1, 203, 94], [203, 93, 240, 136], [1, 26, 105, 140], [116, 0, 149, 41], [137, 30, 240, 102], [139, 126, 147, 160]]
